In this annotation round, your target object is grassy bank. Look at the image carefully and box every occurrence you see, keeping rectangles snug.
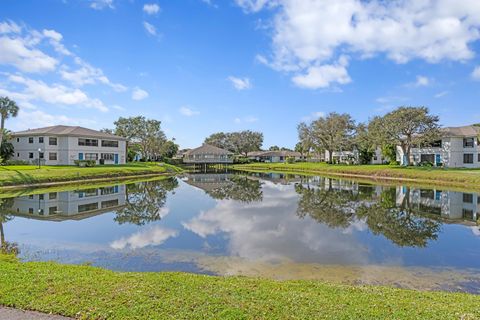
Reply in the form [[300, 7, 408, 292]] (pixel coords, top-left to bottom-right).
[[232, 163, 480, 190], [0, 163, 182, 187], [0, 255, 479, 319]]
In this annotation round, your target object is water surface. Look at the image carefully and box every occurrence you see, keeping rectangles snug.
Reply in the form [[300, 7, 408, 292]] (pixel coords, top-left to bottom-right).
[[1, 172, 480, 293]]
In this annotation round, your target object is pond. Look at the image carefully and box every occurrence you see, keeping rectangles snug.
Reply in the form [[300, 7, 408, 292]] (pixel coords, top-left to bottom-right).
[[1, 172, 480, 293]]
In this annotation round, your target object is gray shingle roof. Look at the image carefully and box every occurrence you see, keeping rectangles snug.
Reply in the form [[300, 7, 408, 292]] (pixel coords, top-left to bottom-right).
[[185, 144, 233, 155], [12, 125, 127, 140], [248, 150, 302, 157], [441, 125, 480, 137]]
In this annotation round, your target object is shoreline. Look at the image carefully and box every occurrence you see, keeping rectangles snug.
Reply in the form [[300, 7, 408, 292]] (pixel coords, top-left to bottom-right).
[[0, 172, 173, 192], [232, 164, 480, 192]]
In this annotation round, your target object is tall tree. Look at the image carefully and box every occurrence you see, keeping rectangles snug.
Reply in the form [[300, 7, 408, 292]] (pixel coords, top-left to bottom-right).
[[204, 131, 263, 156], [299, 112, 356, 162], [354, 123, 375, 164], [297, 122, 314, 156], [0, 130, 14, 163], [0, 97, 19, 148], [369, 107, 440, 166], [160, 140, 179, 159], [204, 132, 230, 150], [114, 116, 167, 160], [229, 130, 263, 156]]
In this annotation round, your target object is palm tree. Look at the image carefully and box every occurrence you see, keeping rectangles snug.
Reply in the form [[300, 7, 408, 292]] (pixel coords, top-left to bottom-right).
[[0, 97, 19, 147]]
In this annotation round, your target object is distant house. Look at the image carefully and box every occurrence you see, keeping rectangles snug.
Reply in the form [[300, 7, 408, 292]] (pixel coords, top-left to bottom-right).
[[247, 150, 305, 163], [396, 125, 480, 168], [9, 125, 127, 165], [183, 144, 233, 164], [325, 148, 385, 165]]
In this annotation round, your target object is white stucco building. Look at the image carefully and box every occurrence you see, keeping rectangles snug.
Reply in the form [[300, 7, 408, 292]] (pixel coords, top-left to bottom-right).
[[396, 125, 480, 168], [9, 125, 127, 165]]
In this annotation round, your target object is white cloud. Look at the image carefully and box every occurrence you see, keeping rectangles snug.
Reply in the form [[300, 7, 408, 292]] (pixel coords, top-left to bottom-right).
[[132, 87, 149, 100], [301, 111, 325, 122], [0, 36, 58, 73], [179, 106, 200, 117], [292, 58, 351, 89], [111, 225, 178, 250], [234, 116, 259, 124], [434, 91, 449, 98], [13, 109, 96, 130], [90, 0, 114, 10], [0, 21, 21, 34], [5, 74, 109, 112], [234, 0, 278, 13], [143, 3, 160, 15], [413, 75, 431, 87], [60, 58, 127, 91], [227, 76, 252, 90], [242, 0, 480, 89], [472, 66, 480, 80], [143, 21, 157, 36]]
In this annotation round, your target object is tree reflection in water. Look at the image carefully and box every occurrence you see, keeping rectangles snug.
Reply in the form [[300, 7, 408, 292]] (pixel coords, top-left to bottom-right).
[[0, 198, 19, 255], [295, 180, 441, 248], [206, 175, 263, 203], [114, 178, 179, 226]]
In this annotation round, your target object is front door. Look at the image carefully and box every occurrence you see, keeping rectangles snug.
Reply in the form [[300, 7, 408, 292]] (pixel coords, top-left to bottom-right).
[[114, 153, 119, 164], [78, 153, 84, 160]]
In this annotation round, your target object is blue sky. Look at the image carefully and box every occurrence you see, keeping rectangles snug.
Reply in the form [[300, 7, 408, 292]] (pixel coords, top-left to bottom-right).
[[1, 0, 480, 148]]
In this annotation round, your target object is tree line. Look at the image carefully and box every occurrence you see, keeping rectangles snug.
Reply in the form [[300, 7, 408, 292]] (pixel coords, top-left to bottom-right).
[[297, 106, 440, 165], [204, 130, 263, 157]]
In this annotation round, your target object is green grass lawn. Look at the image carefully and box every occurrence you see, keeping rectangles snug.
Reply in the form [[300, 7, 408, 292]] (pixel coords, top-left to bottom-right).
[[232, 162, 480, 190], [0, 255, 479, 319], [0, 163, 182, 187]]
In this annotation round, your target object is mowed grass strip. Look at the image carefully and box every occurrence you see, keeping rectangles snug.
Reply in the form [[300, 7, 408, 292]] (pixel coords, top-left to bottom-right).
[[232, 163, 480, 189], [0, 255, 479, 320], [0, 163, 182, 187]]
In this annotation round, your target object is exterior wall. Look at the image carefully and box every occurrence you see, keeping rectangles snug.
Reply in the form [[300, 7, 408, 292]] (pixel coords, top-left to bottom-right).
[[396, 136, 480, 168], [10, 135, 126, 165], [11, 185, 127, 220]]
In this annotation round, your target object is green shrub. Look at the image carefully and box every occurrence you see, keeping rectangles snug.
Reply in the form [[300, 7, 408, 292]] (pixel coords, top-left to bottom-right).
[[286, 157, 295, 164], [74, 160, 96, 167], [2, 159, 30, 166]]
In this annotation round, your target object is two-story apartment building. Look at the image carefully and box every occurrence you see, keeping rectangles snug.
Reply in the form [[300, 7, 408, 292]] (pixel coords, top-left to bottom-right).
[[9, 125, 127, 165], [396, 125, 480, 168]]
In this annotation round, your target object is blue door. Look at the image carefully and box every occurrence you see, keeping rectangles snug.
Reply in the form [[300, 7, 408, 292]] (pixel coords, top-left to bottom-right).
[[114, 154, 119, 164], [78, 153, 84, 160], [435, 154, 441, 166]]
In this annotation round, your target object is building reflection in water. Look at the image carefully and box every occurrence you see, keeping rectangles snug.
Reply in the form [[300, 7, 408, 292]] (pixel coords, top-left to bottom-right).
[[10, 185, 127, 221]]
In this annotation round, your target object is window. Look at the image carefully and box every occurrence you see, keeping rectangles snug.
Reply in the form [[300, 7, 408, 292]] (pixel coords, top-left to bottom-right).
[[16, 153, 19, 157], [478, 153, 480, 162], [78, 138, 98, 146], [28, 208, 33, 214], [78, 202, 99, 213], [101, 140, 118, 148], [464, 137, 475, 148], [101, 153, 114, 161], [39, 137, 44, 143], [78, 189, 98, 198], [39, 152, 44, 159], [28, 195, 34, 199], [85, 153, 98, 161], [39, 194, 44, 200], [49, 192, 57, 200], [28, 137, 33, 143], [49, 137, 57, 145], [101, 199, 119, 209], [100, 186, 118, 195], [29, 153, 34, 159], [49, 207, 57, 215], [49, 152, 57, 161], [463, 193, 473, 203], [431, 140, 442, 148], [464, 153, 474, 164], [16, 138, 19, 142]]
